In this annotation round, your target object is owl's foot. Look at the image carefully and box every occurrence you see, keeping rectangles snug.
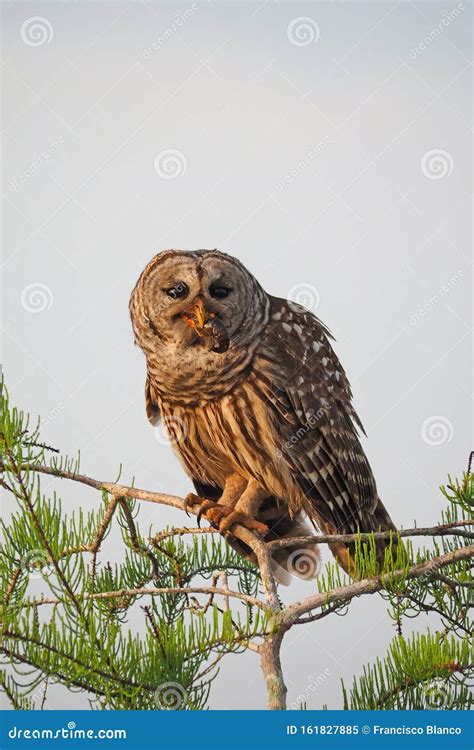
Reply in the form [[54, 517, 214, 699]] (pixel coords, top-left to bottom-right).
[[205, 506, 268, 536], [184, 493, 219, 526]]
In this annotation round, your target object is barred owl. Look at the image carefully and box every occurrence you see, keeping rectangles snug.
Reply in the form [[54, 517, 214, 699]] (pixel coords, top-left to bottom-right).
[[129, 249, 396, 583]]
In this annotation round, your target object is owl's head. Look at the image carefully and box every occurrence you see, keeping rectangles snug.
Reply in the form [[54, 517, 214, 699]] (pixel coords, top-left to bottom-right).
[[130, 250, 269, 365]]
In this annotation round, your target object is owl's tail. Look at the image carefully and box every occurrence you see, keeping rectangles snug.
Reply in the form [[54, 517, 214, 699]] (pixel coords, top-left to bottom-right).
[[227, 498, 322, 585], [307, 496, 400, 578], [192, 481, 321, 585]]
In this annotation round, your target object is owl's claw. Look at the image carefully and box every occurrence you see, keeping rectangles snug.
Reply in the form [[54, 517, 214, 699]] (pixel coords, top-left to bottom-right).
[[196, 500, 219, 527], [183, 492, 200, 517], [184, 493, 219, 526], [183, 494, 268, 536]]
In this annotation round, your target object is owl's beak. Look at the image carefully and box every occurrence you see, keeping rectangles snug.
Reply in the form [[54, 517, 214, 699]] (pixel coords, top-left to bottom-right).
[[180, 295, 229, 353], [180, 295, 213, 333]]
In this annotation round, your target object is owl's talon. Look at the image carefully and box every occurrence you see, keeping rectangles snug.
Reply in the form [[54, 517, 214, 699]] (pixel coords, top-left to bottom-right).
[[197, 499, 219, 527], [184, 492, 201, 517], [196, 506, 206, 527]]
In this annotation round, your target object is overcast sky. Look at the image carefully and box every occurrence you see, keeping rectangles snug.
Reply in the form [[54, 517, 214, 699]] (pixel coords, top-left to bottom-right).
[[1, 0, 472, 710]]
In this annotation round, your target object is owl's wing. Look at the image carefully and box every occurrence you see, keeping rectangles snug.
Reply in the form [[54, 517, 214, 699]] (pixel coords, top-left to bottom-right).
[[145, 376, 161, 426], [256, 296, 388, 536]]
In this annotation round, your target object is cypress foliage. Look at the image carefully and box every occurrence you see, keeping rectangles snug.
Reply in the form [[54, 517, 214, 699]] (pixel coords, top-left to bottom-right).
[[342, 473, 473, 710], [0, 381, 265, 710], [1, 379, 472, 710]]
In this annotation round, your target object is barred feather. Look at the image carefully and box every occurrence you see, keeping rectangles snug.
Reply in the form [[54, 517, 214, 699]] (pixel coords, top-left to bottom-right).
[[130, 250, 396, 578]]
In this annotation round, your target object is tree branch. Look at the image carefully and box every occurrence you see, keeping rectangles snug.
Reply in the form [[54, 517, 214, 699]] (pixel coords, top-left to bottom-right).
[[2, 458, 472, 712], [17, 584, 266, 612], [280, 544, 474, 627]]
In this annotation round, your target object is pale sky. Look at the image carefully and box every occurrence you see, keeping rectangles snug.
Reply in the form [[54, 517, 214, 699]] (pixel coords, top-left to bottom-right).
[[1, 0, 472, 710]]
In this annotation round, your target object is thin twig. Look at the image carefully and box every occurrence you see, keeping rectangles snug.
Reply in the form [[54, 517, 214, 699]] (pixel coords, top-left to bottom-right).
[[266, 521, 474, 550], [17, 584, 265, 611]]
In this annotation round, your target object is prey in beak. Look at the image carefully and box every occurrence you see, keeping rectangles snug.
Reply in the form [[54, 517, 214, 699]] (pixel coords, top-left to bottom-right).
[[180, 296, 230, 353]]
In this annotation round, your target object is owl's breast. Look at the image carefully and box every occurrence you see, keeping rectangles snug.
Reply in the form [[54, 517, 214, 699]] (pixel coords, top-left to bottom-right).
[[159, 381, 293, 499]]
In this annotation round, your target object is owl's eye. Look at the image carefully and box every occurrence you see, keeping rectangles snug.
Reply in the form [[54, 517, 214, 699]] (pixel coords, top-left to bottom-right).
[[166, 283, 188, 300], [209, 285, 232, 299]]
